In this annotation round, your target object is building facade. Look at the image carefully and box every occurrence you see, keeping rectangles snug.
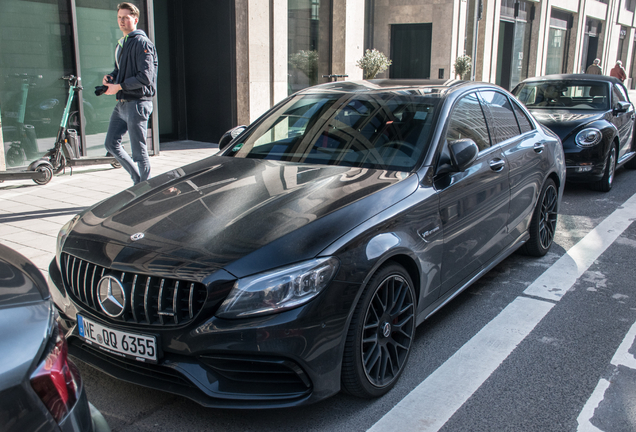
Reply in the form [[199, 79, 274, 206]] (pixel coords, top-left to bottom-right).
[[1, 0, 635, 171]]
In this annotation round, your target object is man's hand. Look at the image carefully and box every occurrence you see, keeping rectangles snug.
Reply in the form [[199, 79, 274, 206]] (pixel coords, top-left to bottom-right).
[[105, 83, 122, 95]]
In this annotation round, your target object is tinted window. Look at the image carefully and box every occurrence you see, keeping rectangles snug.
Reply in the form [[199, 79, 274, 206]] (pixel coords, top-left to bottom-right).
[[510, 98, 534, 133], [614, 84, 629, 102], [224, 93, 441, 171], [445, 93, 491, 151], [613, 85, 626, 105], [479, 90, 521, 143], [513, 80, 609, 110]]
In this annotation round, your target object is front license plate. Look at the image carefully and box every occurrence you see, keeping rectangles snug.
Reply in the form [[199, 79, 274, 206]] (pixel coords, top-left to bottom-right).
[[77, 314, 158, 363]]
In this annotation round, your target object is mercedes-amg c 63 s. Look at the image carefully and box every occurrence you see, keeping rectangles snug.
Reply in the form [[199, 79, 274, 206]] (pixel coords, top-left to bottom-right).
[[49, 79, 565, 408]]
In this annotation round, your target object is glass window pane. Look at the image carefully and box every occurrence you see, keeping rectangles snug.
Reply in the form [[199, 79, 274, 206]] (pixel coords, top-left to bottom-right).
[[76, 0, 147, 157], [479, 90, 520, 143], [510, 99, 534, 133], [288, 0, 332, 95], [225, 92, 441, 171], [546, 27, 566, 75], [0, 0, 74, 167], [445, 93, 491, 151]]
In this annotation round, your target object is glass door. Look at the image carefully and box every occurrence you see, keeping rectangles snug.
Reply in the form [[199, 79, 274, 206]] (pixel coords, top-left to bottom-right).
[[0, 0, 74, 168], [75, 0, 148, 157]]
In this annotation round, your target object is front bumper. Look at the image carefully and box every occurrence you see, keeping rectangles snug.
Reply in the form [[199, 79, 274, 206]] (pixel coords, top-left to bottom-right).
[[48, 258, 355, 409], [563, 143, 608, 182]]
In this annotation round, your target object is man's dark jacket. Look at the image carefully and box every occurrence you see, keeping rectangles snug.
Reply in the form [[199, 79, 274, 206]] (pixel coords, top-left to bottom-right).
[[110, 29, 158, 101]]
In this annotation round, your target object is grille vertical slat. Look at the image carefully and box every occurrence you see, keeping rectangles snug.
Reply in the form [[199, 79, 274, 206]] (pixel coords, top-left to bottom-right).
[[131, 275, 139, 323], [158, 279, 165, 325], [188, 283, 195, 319], [173, 281, 180, 324], [144, 277, 152, 324], [60, 253, 207, 327]]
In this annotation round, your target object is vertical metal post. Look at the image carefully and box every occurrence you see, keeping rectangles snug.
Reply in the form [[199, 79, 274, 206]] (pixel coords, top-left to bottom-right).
[[69, 0, 87, 155], [471, 0, 480, 81], [147, 0, 160, 155]]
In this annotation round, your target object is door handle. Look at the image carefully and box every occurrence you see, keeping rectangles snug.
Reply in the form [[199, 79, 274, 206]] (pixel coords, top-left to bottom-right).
[[489, 158, 505, 172], [534, 142, 545, 153]]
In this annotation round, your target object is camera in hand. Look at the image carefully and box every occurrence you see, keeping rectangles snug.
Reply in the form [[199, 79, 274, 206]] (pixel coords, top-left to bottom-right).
[[95, 76, 113, 96]]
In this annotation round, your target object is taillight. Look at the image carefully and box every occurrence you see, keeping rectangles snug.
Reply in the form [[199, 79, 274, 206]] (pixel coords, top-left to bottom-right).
[[30, 322, 82, 423]]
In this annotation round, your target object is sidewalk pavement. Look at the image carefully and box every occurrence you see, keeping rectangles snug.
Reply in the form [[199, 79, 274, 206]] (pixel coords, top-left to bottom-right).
[[0, 140, 218, 277]]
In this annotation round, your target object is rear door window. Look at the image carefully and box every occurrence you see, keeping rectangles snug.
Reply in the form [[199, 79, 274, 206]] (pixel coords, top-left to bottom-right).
[[478, 90, 521, 143]]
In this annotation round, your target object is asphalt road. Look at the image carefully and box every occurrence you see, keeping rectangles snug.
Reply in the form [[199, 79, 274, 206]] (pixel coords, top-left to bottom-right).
[[75, 163, 636, 432]]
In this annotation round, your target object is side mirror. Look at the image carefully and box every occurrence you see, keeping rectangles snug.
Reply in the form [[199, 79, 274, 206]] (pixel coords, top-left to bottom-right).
[[218, 125, 247, 151], [449, 138, 479, 171], [613, 101, 631, 114]]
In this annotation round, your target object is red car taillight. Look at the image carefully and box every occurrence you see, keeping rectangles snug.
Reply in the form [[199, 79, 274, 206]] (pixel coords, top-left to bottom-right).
[[30, 322, 82, 423]]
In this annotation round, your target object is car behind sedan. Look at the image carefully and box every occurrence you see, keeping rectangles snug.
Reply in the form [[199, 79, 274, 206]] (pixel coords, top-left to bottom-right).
[[48, 79, 565, 408], [513, 74, 636, 191], [0, 243, 109, 432]]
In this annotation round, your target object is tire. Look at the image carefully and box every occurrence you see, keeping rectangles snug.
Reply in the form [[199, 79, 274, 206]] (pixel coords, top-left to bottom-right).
[[520, 178, 558, 257], [33, 164, 53, 185], [341, 263, 416, 398], [591, 146, 616, 192]]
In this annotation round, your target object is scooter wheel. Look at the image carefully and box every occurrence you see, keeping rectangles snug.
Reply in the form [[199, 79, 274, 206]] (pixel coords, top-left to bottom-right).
[[33, 165, 54, 185], [111, 161, 122, 169]]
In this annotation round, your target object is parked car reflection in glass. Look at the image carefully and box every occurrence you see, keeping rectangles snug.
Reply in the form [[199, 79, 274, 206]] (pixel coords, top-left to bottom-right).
[[513, 74, 636, 192], [48, 79, 565, 409]]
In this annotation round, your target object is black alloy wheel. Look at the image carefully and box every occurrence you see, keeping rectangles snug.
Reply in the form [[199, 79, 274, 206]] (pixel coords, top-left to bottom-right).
[[341, 263, 416, 398], [591, 145, 616, 192], [521, 178, 558, 257]]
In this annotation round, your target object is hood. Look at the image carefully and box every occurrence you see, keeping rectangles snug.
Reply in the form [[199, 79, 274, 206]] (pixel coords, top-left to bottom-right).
[[64, 156, 417, 278], [529, 111, 605, 141]]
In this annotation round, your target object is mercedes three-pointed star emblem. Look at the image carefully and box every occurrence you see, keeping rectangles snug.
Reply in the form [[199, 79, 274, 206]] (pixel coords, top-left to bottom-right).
[[97, 275, 127, 318]]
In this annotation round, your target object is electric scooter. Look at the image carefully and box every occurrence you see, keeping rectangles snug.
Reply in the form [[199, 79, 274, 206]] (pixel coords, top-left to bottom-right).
[[0, 74, 54, 185], [44, 75, 120, 174]]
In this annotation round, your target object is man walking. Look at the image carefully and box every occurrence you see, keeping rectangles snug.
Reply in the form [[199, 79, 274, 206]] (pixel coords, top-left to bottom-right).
[[586, 59, 602, 75], [103, 2, 158, 184], [610, 60, 627, 82]]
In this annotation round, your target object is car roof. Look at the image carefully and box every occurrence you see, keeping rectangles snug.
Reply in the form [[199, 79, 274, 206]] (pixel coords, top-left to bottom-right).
[[297, 79, 497, 97], [519, 74, 623, 85]]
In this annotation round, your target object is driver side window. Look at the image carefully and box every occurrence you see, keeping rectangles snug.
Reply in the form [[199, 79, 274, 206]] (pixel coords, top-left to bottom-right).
[[445, 93, 492, 151]]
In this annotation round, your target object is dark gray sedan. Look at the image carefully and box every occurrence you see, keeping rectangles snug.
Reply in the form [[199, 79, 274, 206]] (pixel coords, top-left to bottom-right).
[[513, 74, 636, 191], [0, 243, 109, 431], [49, 80, 565, 408]]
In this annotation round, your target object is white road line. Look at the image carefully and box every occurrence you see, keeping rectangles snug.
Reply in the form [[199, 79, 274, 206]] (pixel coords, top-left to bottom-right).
[[610, 319, 636, 369], [369, 192, 636, 432], [524, 193, 636, 301], [576, 379, 609, 432], [577, 320, 636, 431], [368, 297, 554, 432]]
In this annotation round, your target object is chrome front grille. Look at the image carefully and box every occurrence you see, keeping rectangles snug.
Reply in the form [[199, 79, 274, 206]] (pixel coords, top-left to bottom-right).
[[61, 253, 207, 326]]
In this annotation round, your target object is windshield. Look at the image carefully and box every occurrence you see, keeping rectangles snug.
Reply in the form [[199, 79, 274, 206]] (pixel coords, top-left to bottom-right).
[[513, 81, 609, 110], [223, 92, 441, 171]]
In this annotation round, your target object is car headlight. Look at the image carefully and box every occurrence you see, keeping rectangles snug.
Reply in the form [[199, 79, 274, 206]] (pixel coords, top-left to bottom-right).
[[215, 257, 339, 319], [575, 128, 602, 147], [56, 214, 81, 266]]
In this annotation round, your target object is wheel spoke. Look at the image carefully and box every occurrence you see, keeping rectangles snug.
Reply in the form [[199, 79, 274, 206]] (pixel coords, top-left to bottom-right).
[[361, 274, 416, 388]]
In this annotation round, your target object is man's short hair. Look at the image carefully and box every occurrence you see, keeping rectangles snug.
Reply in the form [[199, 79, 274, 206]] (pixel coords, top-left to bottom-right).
[[118, 2, 140, 18], [594, 59, 600, 65], [616, 60, 623, 65]]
